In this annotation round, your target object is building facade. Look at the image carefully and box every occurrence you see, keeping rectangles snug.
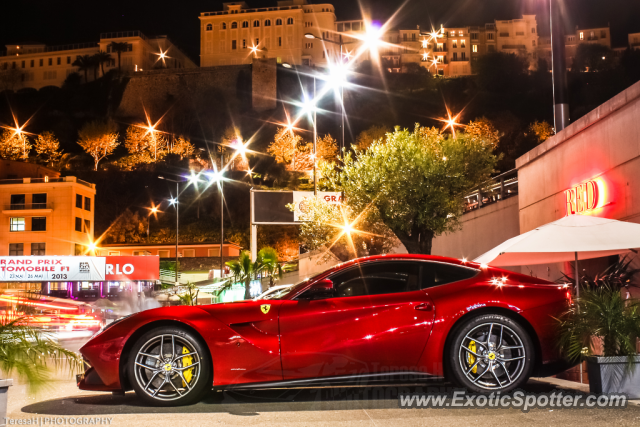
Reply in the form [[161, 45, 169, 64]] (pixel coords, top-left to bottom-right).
[[96, 242, 241, 258], [0, 31, 196, 90], [0, 161, 96, 257], [538, 25, 612, 70], [200, 0, 339, 67]]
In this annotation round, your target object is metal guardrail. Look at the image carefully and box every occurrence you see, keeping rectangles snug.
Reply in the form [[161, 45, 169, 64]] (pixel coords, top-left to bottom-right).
[[463, 169, 518, 214]]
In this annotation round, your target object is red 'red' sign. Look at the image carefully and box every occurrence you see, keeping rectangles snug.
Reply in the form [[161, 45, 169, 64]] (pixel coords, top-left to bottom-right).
[[105, 256, 159, 281], [565, 180, 599, 216]]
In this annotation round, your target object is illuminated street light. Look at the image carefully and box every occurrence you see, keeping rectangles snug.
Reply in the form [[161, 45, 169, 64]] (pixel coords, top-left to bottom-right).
[[158, 175, 187, 284]]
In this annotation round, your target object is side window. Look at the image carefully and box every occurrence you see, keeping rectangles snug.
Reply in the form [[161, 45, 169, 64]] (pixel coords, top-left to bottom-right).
[[331, 262, 421, 298], [421, 262, 478, 289]]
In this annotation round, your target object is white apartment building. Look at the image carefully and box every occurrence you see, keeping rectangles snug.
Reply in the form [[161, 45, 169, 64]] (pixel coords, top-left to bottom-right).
[[199, 0, 340, 67], [0, 31, 196, 90]]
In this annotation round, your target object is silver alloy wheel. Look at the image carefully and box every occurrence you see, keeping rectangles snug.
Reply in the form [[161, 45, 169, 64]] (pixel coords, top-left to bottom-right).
[[458, 322, 526, 390], [133, 334, 201, 401]]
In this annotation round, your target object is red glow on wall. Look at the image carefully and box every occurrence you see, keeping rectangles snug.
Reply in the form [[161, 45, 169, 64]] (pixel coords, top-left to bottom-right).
[[565, 179, 601, 216]]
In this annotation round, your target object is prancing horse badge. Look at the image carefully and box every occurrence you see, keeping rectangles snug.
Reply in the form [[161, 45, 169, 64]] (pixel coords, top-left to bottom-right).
[[260, 304, 271, 314]]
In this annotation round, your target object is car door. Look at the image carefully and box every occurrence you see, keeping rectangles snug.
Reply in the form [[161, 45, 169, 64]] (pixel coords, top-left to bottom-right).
[[278, 261, 436, 381]]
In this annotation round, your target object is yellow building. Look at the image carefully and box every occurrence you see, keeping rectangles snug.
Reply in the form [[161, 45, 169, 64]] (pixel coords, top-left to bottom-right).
[[538, 26, 611, 70], [0, 161, 96, 256], [0, 31, 196, 90], [199, 0, 339, 67]]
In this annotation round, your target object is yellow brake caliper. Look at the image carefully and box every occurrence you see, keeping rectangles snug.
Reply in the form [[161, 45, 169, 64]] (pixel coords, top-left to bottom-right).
[[468, 341, 478, 373], [182, 346, 193, 386]]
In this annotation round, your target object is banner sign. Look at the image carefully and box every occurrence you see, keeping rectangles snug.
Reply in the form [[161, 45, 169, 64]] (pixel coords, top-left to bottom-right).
[[0, 256, 106, 282], [292, 191, 343, 222], [105, 256, 159, 281]]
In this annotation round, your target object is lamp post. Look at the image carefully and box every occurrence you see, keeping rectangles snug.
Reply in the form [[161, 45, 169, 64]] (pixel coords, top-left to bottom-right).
[[549, 0, 570, 132], [147, 206, 158, 240], [158, 176, 185, 285]]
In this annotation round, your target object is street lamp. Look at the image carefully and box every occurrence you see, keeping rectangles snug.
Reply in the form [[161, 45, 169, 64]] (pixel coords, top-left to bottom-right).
[[147, 206, 159, 240], [549, 0, 570, 132], [158, 175, 186, 285]]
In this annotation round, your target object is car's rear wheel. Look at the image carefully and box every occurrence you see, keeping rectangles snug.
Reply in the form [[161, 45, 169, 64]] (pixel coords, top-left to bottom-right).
[[448, 314, 534, 393], [127, 326, 212, 406]]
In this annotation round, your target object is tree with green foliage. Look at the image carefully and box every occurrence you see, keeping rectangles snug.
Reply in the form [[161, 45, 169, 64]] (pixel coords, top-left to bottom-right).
[[317, 124, 498, 254], [77, 120, 119, 170], [34, 131, 63, 164], [72, 55, 93, 83], [572, 44, 615, 72], [93, 51, 112, 77], [108, 42, 129, 71]]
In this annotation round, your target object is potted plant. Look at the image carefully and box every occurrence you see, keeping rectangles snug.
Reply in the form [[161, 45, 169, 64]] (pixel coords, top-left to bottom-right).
[[557, 257, 640, 397], [0, 315, 81, 420]]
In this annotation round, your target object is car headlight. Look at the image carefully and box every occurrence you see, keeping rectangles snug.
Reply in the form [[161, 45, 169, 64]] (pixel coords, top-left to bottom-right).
[[90, 313, 134, 340]]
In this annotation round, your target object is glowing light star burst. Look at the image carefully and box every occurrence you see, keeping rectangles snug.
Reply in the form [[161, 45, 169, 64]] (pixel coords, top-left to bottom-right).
[[438, 107, 465, 138], [154, 48, 170, 66], [323, 202, 382, 258]]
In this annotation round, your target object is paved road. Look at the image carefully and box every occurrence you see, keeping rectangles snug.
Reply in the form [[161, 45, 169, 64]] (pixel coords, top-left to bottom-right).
[[7, 376, 640, 427]]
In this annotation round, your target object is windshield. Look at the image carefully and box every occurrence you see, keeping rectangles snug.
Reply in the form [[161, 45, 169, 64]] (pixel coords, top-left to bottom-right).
[[259, 287, 294, 300]]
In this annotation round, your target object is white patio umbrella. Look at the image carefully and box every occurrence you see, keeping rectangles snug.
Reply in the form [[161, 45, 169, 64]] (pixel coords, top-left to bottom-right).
[[474, 215, 640, 295]]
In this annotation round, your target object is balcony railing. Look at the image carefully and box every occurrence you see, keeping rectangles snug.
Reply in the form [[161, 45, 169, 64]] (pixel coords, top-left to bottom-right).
[[4, 203, 51, 210], [463, 169, 518, 213], [0, 176, 94, 188], [100, 31, 148, 41]]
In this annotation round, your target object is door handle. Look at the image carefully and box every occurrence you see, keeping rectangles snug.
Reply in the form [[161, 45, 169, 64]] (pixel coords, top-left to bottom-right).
[[415, 303, 433, 311]]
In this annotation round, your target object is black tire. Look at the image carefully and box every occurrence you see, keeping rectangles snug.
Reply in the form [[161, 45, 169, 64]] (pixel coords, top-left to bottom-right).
[[127, 326, 212, 406], [447, 314, 534, 393]]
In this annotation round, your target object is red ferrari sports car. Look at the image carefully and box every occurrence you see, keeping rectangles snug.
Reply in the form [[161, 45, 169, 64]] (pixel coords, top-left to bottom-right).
[[78, 254, 571, 405]]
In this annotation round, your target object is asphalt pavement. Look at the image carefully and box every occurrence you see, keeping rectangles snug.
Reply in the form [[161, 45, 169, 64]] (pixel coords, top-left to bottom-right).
[[6, 374, 640, 427]]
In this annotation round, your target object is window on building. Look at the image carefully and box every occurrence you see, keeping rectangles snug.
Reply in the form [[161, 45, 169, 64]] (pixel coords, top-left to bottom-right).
[[57, 57, 61, 65], [31, 243, 45, 256], [21, 60, 25, 68], [84, 197, 91, 211], [222, 22, 227, 29], [108, 251, 120, 256], [30, 59, 34, 67], [461, 40, 465, 48], [305, 42, 313, 49], [183, 249, 195, 257], [84, 219, 90, 233], [265, 19, 271, 26], [9, 243, 23, 256], [10, 218, 25, 232], [32, 217, 46, 231], [450, 31, 455, 36], [76, 194, 82, 208], [232, 40, 237, 49], [242, 21, 249, 28], [459, 31, 464, 36], [287, 17, 294, 25], [67, 56, 71, 64], [453, 52, 458, 61], [579, 32, 584, 40], [255, 38, 259, 47], [276, 19, 283, 26], [242, 39, 246, 49], [471, 32, 478, 40], [39, 59, 43, 66], [158, 250, 170, 258], [412, 33, 416, 41], [532, 28, 536, 34], [10, 194, 25, 209], [48, 58, 52, 66], [75, 217, 82, 232], [253, 20, 260, 27], [437, 56, 443, 63], [278, 37, 282, 47], [231, 22, 238, 29], [487, 33, 494, 40], [472, 44, 478, 53], [461, 52, 466, 60], [74, 244, 83, 255], [32, 193, 47, 209], [590, 31, 595, 38], [206, 23, 212, 31], [601, 30, 606, 38], [452, 40, 457, 48], [532, 40, 536, 46]]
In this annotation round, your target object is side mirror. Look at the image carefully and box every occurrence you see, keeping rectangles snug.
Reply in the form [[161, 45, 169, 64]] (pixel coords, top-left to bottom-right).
[[310, 279, 333, 292]]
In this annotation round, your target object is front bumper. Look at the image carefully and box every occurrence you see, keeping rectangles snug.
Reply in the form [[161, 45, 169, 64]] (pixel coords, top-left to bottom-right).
[[77, 366, 123, 392]]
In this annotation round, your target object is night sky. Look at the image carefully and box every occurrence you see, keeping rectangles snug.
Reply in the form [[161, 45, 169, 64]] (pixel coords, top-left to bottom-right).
[[3, 0, 639, 63]]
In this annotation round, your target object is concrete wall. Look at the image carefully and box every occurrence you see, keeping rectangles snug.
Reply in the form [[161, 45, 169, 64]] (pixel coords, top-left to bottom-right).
[[516, 79, 640, 281], [432, 195, 520, 271], [251, 58, 277, 111]]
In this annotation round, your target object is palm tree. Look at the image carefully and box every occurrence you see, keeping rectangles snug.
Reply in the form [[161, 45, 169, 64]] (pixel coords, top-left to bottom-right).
[[72, 55, 92, 83], [257, 247, 292, 288], [108, 42, 129, 71], [223, 251, 256, 300], [93, 51, 112, 77]]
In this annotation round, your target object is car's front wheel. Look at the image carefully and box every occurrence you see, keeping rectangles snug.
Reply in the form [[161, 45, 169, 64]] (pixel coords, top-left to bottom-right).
[[448, 314, 534, 393], [127, 326, 212, 406]]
